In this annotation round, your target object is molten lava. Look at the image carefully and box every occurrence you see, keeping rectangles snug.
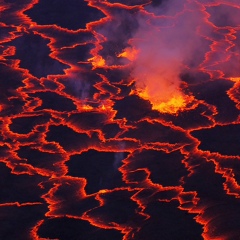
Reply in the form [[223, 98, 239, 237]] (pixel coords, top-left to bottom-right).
[[88, 55, 106, 69], [137, 88, 192, 114], [117, 47, 139, 61]]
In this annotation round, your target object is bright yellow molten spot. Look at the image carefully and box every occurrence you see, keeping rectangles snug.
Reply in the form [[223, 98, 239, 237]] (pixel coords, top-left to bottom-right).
[[118, 47, 139, 61], [138, 88, 189, 114], [88, 55, 105, 68], [101, 105, 106, 110], [100, 105, 111, 111], [229, 77, 240, 82], [153, 95, 186, 114], [99, 189, 108, 194], [82, 105, 94, 110]]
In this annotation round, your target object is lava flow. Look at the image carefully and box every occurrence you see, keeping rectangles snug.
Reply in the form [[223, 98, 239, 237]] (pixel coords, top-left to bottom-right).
[[0, 0, 240, 239]]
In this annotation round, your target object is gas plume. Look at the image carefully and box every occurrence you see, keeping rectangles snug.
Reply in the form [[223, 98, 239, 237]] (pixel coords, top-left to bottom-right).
[[118, 0, 239, 113], [127, 0, 209, 113]]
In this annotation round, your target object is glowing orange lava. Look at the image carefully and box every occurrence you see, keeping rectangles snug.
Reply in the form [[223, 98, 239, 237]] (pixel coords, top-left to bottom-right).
[[229, 77, 240, 82], [88, 55, 105, 69], [139, 90, 191, 114], [117, 47, 139, 61], [82, 105, 94, 111]]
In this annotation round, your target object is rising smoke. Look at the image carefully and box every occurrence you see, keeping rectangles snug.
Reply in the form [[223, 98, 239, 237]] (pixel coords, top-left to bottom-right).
[[129, 0, 211, 108], [125, 0, 240, 110], [89, 0, 239, 112]]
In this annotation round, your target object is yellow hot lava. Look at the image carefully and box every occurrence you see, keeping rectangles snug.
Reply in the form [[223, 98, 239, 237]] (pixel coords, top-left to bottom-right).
[[82, 105, 94, 110], [229, 77, 240, 82], [118, 47, 139, 61], [88, 55, 105, 69], [99, 189, 108, 194], [137, 87, 192, 114]]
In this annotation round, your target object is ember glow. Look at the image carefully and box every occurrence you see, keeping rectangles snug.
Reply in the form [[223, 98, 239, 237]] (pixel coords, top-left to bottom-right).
[[118, 47, 139, 61], [0, 0, 240, 239], [132, 85, 190, 114], [88, 55, 106, 69]]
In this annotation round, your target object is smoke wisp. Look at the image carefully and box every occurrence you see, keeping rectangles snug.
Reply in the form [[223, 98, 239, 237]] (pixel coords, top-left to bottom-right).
[[125, 0, 239, 113]]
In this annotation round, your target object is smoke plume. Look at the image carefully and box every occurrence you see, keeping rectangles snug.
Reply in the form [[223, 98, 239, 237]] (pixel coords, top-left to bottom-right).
[[121, 0, 239, 113], [128, 0, 210, 112]]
